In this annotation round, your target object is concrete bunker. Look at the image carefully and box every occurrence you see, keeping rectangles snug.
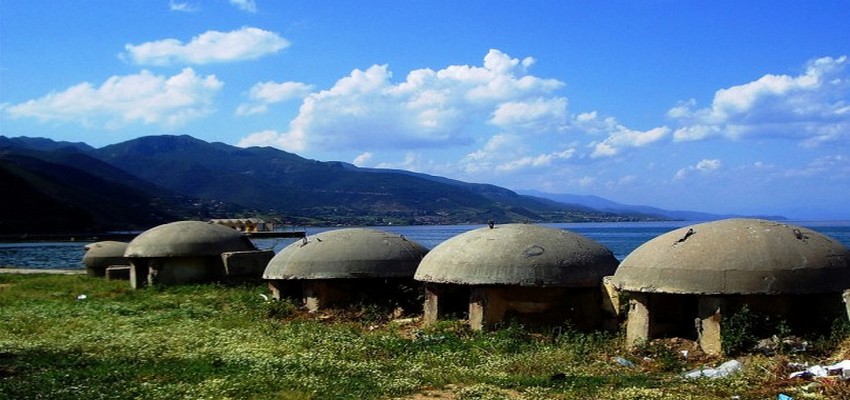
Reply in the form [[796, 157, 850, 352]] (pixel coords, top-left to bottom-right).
[[612, 218, 850, 356], [414, 224, 619, 331], [125, 220, 273, 289], [82, 241, 129, 278], [263, 228, 428, 312]]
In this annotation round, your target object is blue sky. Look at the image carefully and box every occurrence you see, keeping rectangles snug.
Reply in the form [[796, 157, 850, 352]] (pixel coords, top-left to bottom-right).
[[2, 1, 849, 220]]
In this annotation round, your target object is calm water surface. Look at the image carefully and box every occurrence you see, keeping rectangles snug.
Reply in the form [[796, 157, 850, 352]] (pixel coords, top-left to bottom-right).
[[2, 221, 849, 270]]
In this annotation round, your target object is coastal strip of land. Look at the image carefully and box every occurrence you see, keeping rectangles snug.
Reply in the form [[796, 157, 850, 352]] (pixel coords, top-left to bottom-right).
[[0, 268, 85, 274]]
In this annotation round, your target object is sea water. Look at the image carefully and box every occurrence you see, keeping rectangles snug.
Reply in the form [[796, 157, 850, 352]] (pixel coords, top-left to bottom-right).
[[2, 221, 849, 270]]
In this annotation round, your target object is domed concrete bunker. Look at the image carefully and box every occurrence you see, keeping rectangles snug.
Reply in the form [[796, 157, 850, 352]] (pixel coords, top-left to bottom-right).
[[612, 218, 850, 356], [82, 241, 129, 278], [125, 221, 273, 289], [263, 228, 428, 312], [414, 224, 619, 330]]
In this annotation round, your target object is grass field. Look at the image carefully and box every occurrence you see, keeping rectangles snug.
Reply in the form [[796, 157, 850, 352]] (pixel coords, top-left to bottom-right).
[[2, 273, 849, 399]]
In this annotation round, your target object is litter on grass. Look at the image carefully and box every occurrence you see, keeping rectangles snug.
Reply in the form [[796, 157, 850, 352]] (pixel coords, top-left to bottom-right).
[[789, 360, 850, 379], [683, 359, 742, 379]]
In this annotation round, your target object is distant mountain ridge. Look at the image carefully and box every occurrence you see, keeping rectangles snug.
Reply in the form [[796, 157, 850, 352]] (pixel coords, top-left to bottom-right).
[[0, 137, 241, 233], [0, 134, 752, 234], [518, 190, 786, 221], [0, 146, 175, 233], [89, 135, 633, 225]]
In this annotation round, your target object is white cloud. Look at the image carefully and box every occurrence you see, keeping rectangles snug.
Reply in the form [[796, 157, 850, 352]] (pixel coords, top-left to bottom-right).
[[458, 133, 575, 175], [236, 81, 314, 115], [577, 111, 669, 158], [674, 158, 722, 181], [236, 49, 686, 186], [5, 68, 222, 129], [695, 159, 722, 171], [169, 1, 199, 12], [230, 0, 257, 13], [489, 97, 568, 131], [240, 49, 569, 153], [123, 27, 288, 66], [669, 55, 850, 146], [353, 152, 373, 166], [495, 148, 575, 172], [238, 129, 305, 152]]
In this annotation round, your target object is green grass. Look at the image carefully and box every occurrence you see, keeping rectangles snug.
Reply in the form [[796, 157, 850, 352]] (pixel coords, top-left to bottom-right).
[[1, 274, 849, 399]]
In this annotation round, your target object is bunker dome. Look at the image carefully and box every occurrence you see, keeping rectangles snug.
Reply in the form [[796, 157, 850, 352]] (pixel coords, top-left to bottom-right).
[[125, 221, 271, 289], [264, 228, 428, 312], [414, 223, 619, 330], [612, 218, 850, 355], [82, 241, 129, 277]]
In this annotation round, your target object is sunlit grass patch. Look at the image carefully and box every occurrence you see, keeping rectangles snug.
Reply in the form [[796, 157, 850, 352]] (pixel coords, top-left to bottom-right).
[[2, 274, 850, 399]]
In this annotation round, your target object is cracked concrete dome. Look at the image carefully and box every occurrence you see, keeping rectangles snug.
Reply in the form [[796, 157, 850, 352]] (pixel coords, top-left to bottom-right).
[[263, 228, 428, 280], [612, 219, 850, 295], [125, 221, 256, 258], [83, 241, 128, 268], [414, 224, 619, 287]]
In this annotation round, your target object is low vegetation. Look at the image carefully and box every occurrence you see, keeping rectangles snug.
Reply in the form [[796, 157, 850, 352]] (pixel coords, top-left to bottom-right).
[[2, 274, 849, 399]]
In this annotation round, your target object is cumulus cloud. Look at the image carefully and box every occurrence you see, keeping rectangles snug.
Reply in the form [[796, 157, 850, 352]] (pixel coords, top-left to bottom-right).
[[236, 81, 314, 115], [237, 49, 567, 153], [458, 133, 575, 175], [4, 68, 222, 129], [230, 0, 257, 13], [490, 97, 568, 131], [123, 27, 288, 66], [495, 149, 575, 172], [353, 152, 374, 166], [669, 55, 850, 146], [674, 158, 722, 180], [575, 112, 670, 158]]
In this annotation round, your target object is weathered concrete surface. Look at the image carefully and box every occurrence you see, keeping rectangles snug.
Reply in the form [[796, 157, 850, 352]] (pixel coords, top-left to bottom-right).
[[423, 285, 441, 325], [601, 276, 621, 331], [83, 241, 129, 277], [105, 265, 131, 280], [129, 257, 220, 289], [415, 224, 618, 287], [125, 221, 256, 258], [153, 258, 214, 285], [422, 283, 469, 325], [431, 284, 605, 331], [267, 280, 301, 301], [613, 219, 850, 295], [263, 228, 427, 280], [625, 293, 650, 349], [469, 287, 502, 331], [130, 263, 148, 289], [302, 280, 351, 311], [124, 221, 260, 289], [221, 250, 274, 277], [697, 296, 724, 356]]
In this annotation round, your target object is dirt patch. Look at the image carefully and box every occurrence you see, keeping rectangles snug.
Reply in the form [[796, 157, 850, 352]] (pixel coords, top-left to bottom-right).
[[394, 384, 525, 399], [399, 386, 458, 400]]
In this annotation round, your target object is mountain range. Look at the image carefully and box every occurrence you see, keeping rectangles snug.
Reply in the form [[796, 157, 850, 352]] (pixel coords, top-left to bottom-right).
[[0, 134, 749, 234]]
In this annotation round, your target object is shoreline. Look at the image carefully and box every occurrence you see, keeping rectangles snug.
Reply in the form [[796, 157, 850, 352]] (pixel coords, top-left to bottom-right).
[[0, 268, 85, 275], [0, 229, 307, 243]]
